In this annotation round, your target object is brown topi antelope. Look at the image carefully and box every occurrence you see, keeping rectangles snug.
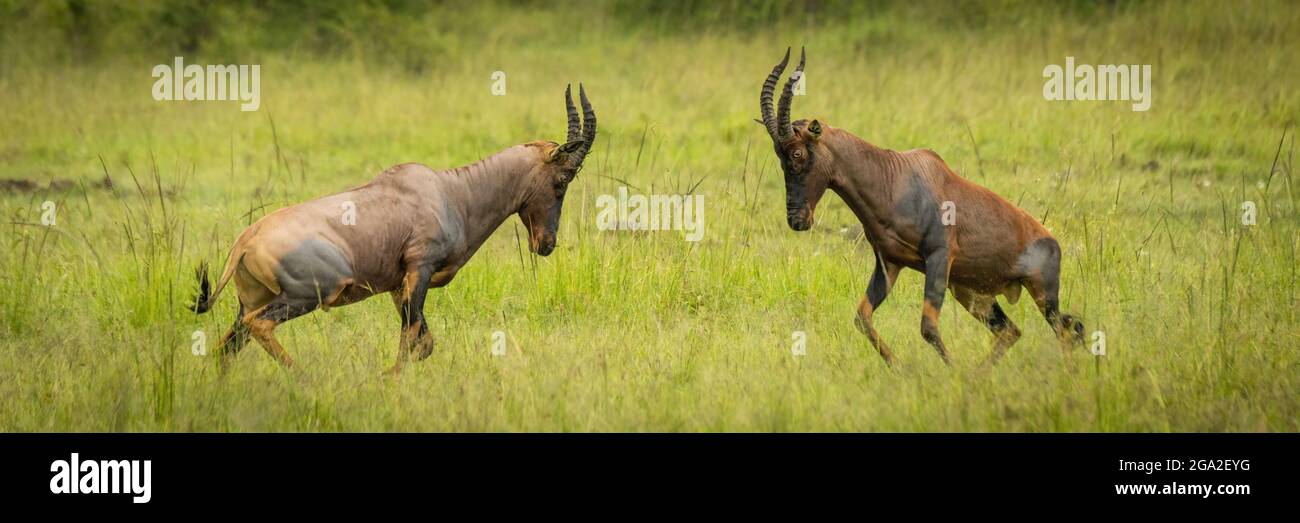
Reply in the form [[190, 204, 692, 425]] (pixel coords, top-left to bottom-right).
[[758, 48, 1084, 366], [190, 85, 596, 374]]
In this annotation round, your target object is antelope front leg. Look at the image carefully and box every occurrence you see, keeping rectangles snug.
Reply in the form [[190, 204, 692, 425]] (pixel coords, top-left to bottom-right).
[[387, 265, 433, 376], [855, 257, 901, 366], [920, 249, 953, 365]]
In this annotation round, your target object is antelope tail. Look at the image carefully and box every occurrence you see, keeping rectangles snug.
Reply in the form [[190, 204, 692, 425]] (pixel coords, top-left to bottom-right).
[[190, 249, 243, 314]]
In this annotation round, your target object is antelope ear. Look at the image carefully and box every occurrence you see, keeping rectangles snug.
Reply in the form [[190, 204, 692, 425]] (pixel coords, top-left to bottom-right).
[[807, 119, 823, 141], [548, 139, 586, 163]]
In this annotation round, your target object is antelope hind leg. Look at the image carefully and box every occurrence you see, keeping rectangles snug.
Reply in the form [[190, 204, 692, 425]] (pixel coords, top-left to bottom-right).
[[215, 306, 251, 374], [1020, 238, 1085, 355], [242, 298, 318, 368], [952, 286, 1021, 367]]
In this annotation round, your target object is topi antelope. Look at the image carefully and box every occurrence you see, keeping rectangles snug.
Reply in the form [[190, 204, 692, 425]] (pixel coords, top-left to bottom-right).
[[757, 48, 1084, 366], [191, 85, 597, 374]]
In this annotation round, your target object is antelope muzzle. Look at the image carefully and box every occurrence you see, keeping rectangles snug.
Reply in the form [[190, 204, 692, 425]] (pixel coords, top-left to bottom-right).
[[533, 231, 557, 256], [787, 207, 813, 231]]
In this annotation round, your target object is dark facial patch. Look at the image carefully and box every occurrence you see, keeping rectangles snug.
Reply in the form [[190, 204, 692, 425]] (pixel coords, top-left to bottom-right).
[[778, 135, 816, 230], [521, 174, 567, 256], [545, 193, 564, 233]]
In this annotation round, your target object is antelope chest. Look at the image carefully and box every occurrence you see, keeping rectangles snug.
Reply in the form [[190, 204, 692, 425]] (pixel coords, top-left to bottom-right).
[[862, 220, 925, 268]]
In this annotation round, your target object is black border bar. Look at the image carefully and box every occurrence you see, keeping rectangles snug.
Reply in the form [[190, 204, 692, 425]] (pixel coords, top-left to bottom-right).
[[1, 433, 1292, 513]]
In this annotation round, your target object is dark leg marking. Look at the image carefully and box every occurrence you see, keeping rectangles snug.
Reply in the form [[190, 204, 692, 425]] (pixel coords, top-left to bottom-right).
[[1021, 238, 1085, 353], [388, 264, 434, 375], [242, 298, 319, 368], [920, 248, 952, 365], [856, 255, 900, 366], [216, 306, 251, 373], [953, 286, 1021, 366]]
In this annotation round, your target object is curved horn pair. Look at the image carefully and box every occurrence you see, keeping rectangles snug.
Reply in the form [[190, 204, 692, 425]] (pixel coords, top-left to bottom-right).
[[759, 46, 805, 145], [564, 84, 597, 169]]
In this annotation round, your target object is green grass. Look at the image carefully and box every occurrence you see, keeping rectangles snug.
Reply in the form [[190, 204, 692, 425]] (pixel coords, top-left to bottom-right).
[[1, 0, 1297, 431]]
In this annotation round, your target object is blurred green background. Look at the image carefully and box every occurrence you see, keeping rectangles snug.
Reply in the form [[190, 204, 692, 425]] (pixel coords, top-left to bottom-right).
[[3, 0, 1132, 70]]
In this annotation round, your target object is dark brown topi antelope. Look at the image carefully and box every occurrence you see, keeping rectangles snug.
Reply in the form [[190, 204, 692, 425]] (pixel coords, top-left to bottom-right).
[[190, 85, 596, 374], [758, 48, 1084, 366]]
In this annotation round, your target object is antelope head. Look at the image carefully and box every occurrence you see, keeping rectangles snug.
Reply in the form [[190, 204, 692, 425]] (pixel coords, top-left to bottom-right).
[[520, 84, 597, 256], [760, 47, 829, 231]]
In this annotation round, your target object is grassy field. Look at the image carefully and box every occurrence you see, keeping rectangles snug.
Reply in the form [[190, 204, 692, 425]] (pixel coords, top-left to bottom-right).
[[1, 0, 1297, 431]]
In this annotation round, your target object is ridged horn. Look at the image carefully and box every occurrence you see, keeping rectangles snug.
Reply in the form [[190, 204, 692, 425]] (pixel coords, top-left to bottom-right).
[[777, 46, 806, 141], [575, 83, 596, 168], [760, 47, 791, 144], [565, 84, 581, 143]]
